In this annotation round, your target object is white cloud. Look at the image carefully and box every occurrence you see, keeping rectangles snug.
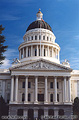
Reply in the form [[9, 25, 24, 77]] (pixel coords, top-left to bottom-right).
[[0, 14, 20, 21], [0, 59, 11, 69]]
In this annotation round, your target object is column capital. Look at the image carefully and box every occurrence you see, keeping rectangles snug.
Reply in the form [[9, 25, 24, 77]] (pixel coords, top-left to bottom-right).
[[54, 76, 57, 79], [44, 76, 48, 78]]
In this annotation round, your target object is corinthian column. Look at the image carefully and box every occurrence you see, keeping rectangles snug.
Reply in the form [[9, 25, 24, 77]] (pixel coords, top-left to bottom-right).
[[44, 76, 48, 104], [10, 76, 14, 103], [34, 76, 38, 104], [54, 77, 57, 103], [24, 76, 28, 104], [68, 77, 71, 102], [15, 76, 18, 103]]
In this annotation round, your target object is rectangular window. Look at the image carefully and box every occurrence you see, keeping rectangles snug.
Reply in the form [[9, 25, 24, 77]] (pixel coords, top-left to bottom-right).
[[28, 93, 31, 101], [35, 36, 37, 40], [21, 49, 23, 59], [50, 82, 53, 88], [43, 36, 45, 40], [39, 35, 41, 40], [28, 82, 31, 88], [35, 48, 37, 56], [47, 37, 49, 41], [28, 37, 30, 41], [31, 36, 33, 40], [22, 82, 25, 88], [57, 94, 59, 102], [39, 49, 40, 56], [24, 47, 26, 58], [57, 82, 59, 89], [44, 49, 45, 56], [50, 94, 53, 102]]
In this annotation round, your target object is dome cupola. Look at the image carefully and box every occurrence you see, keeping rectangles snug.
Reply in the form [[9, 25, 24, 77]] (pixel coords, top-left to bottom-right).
[[18, 9, 60, 64]]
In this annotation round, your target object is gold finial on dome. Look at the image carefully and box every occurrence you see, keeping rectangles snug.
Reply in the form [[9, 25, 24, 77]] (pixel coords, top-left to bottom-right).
[[36, 8, 43, 20]]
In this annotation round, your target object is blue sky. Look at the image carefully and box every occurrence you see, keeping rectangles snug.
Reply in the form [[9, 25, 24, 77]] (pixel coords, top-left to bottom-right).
[[0, 0, 79, 69]]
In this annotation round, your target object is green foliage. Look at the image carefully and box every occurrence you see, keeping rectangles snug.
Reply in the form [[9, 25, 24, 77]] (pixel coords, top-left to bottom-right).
[[0, 96, 9, 120], [0, 25, 8, 64], [73, 97, 79, 120]]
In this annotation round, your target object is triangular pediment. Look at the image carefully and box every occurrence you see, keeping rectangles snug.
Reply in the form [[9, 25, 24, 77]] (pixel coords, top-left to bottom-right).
[[10, 59, 72, 71]]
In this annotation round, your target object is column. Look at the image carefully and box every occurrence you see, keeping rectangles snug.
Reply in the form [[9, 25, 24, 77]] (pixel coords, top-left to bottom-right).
[[24, 76, 28, 104], [10, 76, 14, 102], [26, 46, 28, 57], [47, 46, 49, 57], [34, 109, 38, 119], [23, 109, 28, 120], [44, 76, 48, 104], [34, 76, 38, 104], [68, 77, 71, 102], [42, 45, 44, 56], [54, 77, 57, 103], [15, 76, 18, 102], [2, 80, 5, 100], [31, 46, 33, 57], [64, 77, 67, 102], [23, 48, 24, 58], [37, 45, 38, 56], [52, 47, 54, 57]]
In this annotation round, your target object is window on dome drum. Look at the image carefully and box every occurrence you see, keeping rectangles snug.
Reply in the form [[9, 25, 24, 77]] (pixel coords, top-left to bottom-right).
[[35, 35, 37, 40], [35, 48, 37, 56], [31, 36, 33, 40], [44, 49, 45, 56], [39, 49, 40, 56], [50, 94, 53, 102], [21, 49, 23, 59], [47, 37, 49, 41], [22, 82, 25, 88], [50, 49, 52, 57], [24, 47, 26, 58], [50, 37, 51, 41], [22, 93, 25, 102], [28, 82, 31, 88], [28, 37, 30, 41], [57, 94, 59, 102], [39, 35, 41, 40], [57, 82, 59, 89], [50, 82, 53, 88], [28, 93, 31, 101], [43, 36, 45, 40]]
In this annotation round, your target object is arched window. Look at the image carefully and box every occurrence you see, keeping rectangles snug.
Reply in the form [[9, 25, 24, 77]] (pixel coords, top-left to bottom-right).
[[35, 35, 37, 40], [22, 93, 25, 102], [47, 36, 49, 41], [44, 49, 45, 56]]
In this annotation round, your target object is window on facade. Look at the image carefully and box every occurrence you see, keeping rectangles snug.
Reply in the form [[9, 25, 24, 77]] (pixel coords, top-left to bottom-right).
[[22, 93, 25, 102], [28, 93, 31, 101], [7, 83, 10, 89], [50, 82, 53, 88], [44, 49, 45, 56], [39, 49, 40, 56], [47, 37, 49, 41], [35, 36, 37, 40], [57, 82, 59, 89], [43, 36, 45, 40], [50, 94, 53, 102], [7, 93, 10, 103], [35, 48, 37, 56], [28, 37, 30, 41], [28, 82, 31, 88], [39, 35, 41, 40], [57, 94, 59, 102], [31, 36, 33, 40], [22, 82, 25, 88]]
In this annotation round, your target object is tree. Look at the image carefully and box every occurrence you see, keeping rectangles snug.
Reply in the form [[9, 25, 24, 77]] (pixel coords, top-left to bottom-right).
[[0, 25, 8, 64], [73, 97, 79, 120], [0, 96, 9, 120]]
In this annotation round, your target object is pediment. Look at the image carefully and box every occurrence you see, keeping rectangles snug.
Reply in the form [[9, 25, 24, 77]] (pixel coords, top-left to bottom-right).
[[10, 59, 72, 71]]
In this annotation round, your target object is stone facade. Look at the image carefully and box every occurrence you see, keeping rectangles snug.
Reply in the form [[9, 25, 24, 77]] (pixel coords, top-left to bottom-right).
[[0, 9, 79, 120]]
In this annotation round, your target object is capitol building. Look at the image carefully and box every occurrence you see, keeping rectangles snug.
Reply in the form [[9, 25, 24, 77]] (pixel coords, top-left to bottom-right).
[[0, 9, 79, 120]]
